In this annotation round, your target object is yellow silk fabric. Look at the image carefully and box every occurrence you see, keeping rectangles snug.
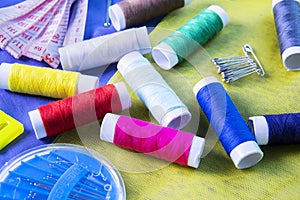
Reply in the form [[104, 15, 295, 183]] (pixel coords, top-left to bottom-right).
[[56, 0, 300, 199]]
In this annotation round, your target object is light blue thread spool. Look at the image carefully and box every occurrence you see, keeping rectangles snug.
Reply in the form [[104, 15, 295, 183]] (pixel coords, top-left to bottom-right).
[[117, 51, 191, 129]]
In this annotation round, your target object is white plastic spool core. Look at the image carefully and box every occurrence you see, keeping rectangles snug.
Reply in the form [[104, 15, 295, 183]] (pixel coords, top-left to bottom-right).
[[248, 116, 269, 145]]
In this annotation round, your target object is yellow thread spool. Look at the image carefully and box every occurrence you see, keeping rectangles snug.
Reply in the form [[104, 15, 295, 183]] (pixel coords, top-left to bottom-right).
[[0, 110, 24, 150], [0, 63, 99, 98]]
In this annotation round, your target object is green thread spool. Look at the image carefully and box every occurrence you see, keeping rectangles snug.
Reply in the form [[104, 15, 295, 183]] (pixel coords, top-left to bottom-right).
[[152, 5, 229, 70]]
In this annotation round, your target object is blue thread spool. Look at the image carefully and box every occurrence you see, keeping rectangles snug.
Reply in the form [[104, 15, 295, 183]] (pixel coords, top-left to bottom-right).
[[273, 0, 300, 70], [248, 113, 300, 145], [193, 76, 263, 169], [0, 144, 126, 200]]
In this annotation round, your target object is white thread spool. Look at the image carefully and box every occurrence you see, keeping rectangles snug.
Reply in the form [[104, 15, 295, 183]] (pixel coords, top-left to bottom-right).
[[117, 51, 192, 129], [59, 26, 151, 72], [0, 63, 99, 96]]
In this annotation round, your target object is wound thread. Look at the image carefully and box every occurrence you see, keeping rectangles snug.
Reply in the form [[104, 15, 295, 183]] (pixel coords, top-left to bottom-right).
[[117, 51, 191, 130], [273, 0, 300, 70], [248, 113, 300, 145], [8, 63, 79, 98], [59, 26, 151, 72], [100, 113, 205, 168], [113, 0, 185, 30], [152, 5, 228, 70], [193, 76, 263, 169], [29, 83, 131, 139]]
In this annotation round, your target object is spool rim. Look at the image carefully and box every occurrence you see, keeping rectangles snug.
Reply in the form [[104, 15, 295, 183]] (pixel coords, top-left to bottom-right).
[[281, 46, 300, 71], [109, 4, 126, 31], [229, 141, 264, 169], [152, 42, 179, 70], [248, 116, 269, 145], [0, 63, 12, 90]]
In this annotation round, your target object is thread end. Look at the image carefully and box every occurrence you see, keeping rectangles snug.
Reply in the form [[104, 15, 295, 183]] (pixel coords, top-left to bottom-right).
[[100, 113, 120, 143], [281, 47, 300, 71], [248, 116, 269, 145], [161, 107, 191, 130], [109, 4, 126, 31], [152, 42, 178, 70], [207, 5, 229, 27], [193, 76, 219, 96], [188, 136, 205, 168], [28, 109, 47, 140], [77, 74, 99, 94], [114, 82, 131, 111], [0, 63, 13, 90], [230, 141, 264, 169]]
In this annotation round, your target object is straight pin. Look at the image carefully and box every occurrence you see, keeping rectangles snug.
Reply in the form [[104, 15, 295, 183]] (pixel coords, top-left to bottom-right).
[[104, 0, 112, 27]]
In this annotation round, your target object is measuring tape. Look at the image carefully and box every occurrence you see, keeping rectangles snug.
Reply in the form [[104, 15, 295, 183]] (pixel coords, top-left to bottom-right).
[[0, 0, 88, 68]]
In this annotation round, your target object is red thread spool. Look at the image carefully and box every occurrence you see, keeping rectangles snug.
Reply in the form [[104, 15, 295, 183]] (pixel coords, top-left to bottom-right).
[[29, 82, 131, 139], [100, 113, 205, 168]]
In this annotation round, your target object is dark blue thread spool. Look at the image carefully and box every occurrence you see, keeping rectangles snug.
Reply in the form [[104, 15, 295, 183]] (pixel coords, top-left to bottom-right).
[[193, 76, 263, 169], [273, 0, 300, 70], [248, 113, 300, 145]]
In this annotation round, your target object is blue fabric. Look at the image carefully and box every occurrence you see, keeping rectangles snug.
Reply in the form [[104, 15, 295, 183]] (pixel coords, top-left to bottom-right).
[[0, 0, 162, 167]]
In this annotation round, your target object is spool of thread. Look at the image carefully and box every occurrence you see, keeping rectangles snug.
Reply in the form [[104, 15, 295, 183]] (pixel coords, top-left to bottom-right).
[[109, 0, 191, 31], [152, 5, 228, 70], [29, 82, 131, 139], [100, 113, 205, 168], [193, 76, 263, 169], [0, 63, 99, 98], [272, 0, 300, 70], [248, 113, 300, 145], [117, 51, 191, 129], [59, 26, 151, 71]]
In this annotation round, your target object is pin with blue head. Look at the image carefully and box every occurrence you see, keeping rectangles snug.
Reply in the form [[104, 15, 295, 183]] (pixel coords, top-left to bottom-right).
[[193, 76, 264, 169], [0, 144, 126, 200]]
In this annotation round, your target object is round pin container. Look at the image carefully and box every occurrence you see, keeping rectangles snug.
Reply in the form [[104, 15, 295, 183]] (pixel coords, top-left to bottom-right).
[[0, 144, 126, 200]]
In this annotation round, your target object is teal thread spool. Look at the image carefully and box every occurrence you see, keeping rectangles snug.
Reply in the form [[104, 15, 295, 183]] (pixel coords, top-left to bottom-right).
[[152, 5, 229, 70]]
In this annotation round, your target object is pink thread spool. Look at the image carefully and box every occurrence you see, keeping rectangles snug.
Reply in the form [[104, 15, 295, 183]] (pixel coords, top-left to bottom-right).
[[100, 113, 205, 168]]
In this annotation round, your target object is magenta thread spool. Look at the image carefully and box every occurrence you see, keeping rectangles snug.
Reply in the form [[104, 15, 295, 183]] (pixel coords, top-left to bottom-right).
[[100, 113, 205, 168]]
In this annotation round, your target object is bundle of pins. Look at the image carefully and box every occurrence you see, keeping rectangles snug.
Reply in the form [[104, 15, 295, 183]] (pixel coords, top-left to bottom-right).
[[212, 44, 265, 83]]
